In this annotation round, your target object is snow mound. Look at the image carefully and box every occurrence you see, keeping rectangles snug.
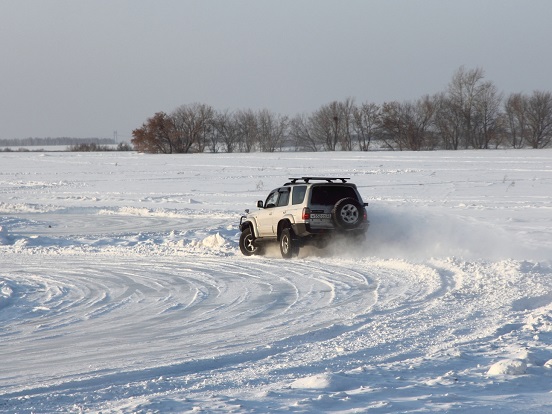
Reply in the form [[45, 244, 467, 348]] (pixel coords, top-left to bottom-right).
[[201, 233, 227, 248], [0, 281, 14, 308], [523, 310, 552, 332], [290, 372, 361, 392], [487, 359, 527, 376]]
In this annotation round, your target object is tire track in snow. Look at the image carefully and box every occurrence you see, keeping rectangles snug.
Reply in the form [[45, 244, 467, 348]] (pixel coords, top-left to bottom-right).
[[0, 253, 378, 397], [5, 251, 539, 410], [3, 254, 545, 412]]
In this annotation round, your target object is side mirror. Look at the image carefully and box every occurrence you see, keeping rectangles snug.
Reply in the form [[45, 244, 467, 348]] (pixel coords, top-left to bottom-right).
[[257, 200, 264, 208], [245, 209, 250, 214]]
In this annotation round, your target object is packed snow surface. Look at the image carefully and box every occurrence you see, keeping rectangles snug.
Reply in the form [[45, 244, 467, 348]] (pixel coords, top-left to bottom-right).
[[1, 150, 552, 413]]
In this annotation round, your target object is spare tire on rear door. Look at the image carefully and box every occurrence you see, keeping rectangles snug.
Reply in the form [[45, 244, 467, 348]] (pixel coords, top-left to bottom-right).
[[332, 197, 363, 230]]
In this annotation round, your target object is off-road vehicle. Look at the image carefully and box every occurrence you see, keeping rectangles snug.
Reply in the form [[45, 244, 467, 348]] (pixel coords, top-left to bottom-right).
[[239, 177, 369, 258]]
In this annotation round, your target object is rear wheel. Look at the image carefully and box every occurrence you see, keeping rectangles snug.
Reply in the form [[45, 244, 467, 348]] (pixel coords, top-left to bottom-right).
[[280, 227, 298, 259], [239, 227, 259, 256]]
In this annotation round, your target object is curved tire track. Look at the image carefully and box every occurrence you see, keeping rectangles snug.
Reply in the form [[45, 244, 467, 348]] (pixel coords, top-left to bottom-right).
[[1, 253, 380, 396]]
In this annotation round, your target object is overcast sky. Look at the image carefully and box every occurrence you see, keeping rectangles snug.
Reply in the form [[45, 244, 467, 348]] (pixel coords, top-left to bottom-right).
[[1, 0, 551, 141]]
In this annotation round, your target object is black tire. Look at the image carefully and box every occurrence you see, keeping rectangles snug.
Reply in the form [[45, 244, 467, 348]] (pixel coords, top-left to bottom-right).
[[239, 227, 258, 256], [332, 197, 364, 230], [280, 227, 298, 259]]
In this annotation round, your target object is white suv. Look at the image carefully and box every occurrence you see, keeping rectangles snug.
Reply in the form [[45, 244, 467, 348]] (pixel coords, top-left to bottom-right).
[[239, 177, 369, 258]]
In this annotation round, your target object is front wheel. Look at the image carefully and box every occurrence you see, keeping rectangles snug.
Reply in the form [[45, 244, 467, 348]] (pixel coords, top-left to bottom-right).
[[239, 227, 259, 256], [280, 227, 298, 259]]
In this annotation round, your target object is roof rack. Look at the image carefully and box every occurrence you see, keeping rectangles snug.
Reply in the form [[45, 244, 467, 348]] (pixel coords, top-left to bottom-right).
[[285, 177, 350, 185]]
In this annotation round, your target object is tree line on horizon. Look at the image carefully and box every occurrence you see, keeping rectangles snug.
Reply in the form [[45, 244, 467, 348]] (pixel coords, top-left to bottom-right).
[[132, 66, 552, 153], [0, 137, 115, 147]]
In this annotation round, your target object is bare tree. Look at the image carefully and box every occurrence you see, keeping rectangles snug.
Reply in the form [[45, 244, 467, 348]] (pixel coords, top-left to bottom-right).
[[438, 66, 504, 149], [212, 110, 239, 153], [379, 97, 436, 151], [447, 66, 486, 148], [206, 113, 220, 153], [170, 103, 214, 153], [379, 101, 403, 150], [353, 102, 379, 151], [338, 98, 355, 151], [196, 104, 215, 153], [525, 90, 552, 148], [310, 99, 355, 151], [434, 92, 463, 150], [289, 114, 319, 151], [257, 109, 289, 152], [311, 102, 340, 151], [235, 109, 258, 152], [412, 95, 438, 150], [504, 93, 529, 148], [472, 81, 503, 149]]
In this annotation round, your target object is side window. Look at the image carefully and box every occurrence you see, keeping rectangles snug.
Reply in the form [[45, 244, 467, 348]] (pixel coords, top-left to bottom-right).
[[292, 185, 307, 205], [265, 191, 279, 208], [277, 189, 290, 207]]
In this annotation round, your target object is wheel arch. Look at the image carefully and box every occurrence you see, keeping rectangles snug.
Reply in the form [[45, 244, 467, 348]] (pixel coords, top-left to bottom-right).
[[277, 218, 293, 241], [240, 219, 259, 238]]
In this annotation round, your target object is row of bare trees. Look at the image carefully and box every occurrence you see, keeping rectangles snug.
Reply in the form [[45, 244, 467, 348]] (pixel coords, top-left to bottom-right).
[[131, 104, 289, 154], [132, 67, 552, 153]]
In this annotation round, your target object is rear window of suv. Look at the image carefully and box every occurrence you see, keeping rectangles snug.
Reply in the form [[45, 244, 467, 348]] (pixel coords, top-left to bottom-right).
[[310, 185, 358, 206]]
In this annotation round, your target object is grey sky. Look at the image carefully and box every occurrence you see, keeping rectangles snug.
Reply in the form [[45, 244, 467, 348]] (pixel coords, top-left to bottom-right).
[[1, 0, 551, 141]]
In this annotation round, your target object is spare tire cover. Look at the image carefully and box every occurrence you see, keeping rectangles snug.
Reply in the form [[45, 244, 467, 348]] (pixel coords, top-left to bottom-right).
[[332, 197, 363, 229]]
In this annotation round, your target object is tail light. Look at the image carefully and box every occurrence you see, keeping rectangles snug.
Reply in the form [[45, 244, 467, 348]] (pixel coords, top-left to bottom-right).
[[302, 207, 311, 220], [363, 208, 368, 221]]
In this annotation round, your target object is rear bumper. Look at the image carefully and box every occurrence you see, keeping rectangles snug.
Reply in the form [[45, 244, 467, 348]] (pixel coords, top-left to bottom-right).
[[292, 221, 368, 237]]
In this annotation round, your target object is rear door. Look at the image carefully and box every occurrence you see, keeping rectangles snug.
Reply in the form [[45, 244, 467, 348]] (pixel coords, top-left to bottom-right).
[[309, 184, 359, 229], [270, 187, 291, 233]]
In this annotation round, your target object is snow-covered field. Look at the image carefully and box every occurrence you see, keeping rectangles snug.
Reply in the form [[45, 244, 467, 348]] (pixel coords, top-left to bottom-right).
[[1, 150, 552, 413]]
